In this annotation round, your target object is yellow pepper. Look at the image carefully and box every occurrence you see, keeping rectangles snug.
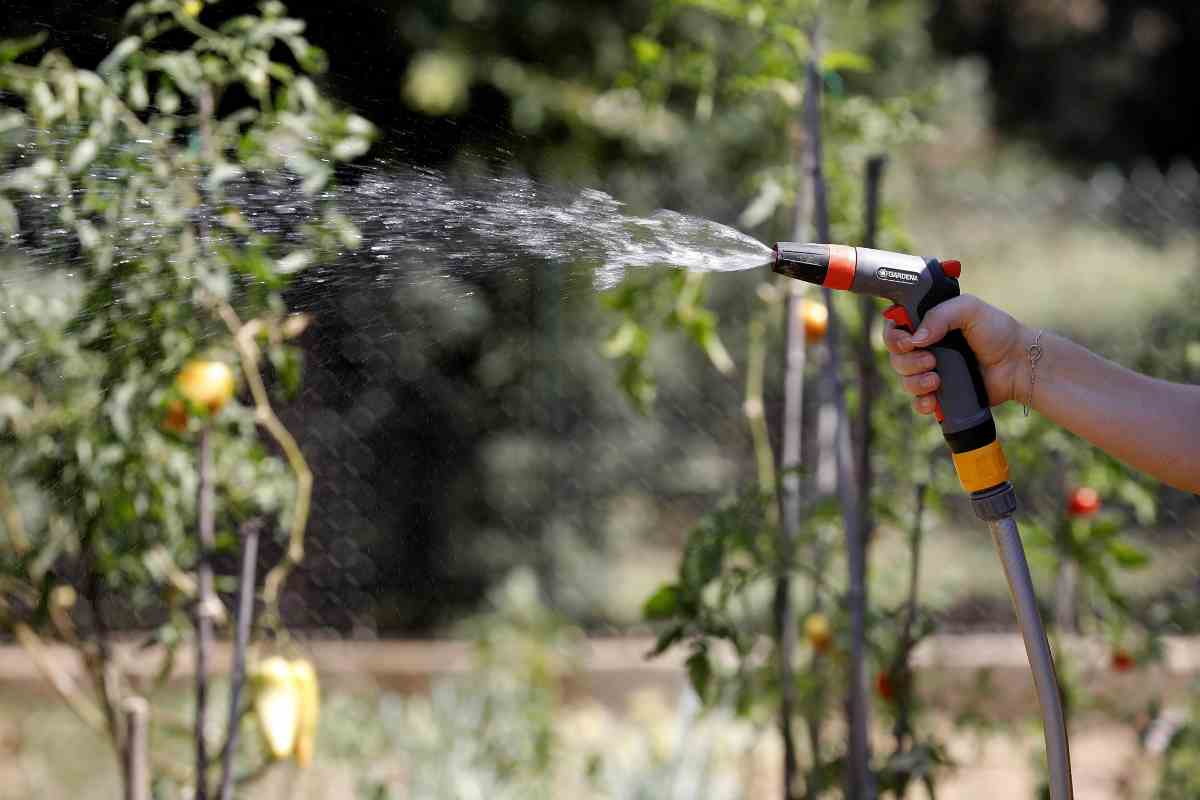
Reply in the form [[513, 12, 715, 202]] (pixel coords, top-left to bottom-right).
[[251, 656, 300, 760], [291, 659, 320, 768]]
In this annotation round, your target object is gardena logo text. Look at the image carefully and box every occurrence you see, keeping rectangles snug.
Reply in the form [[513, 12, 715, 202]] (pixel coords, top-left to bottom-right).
[[876, 268, 918, 285]]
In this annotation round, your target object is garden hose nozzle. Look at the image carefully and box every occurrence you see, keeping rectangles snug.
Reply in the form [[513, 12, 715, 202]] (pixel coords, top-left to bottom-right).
[[773, 242, 1073, 800], [773, 242, 1013, 518]]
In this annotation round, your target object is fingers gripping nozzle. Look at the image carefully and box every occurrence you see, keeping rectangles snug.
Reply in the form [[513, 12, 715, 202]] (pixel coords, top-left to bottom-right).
[[772, 241, 1010, 504]]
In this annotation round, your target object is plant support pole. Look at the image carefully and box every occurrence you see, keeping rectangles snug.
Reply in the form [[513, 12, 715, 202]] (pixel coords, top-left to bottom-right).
[[195, 425, 216, 800], [855, 156, 886, 512], [802, 19, 873, 799], [219, 520, 261, 800], [123, 697, 150, 800], [775, 12, 827, 791]]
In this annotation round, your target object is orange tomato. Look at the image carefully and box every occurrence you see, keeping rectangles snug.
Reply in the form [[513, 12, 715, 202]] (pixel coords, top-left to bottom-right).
[[162, 399, 189, 434], [804, 612, 833, 653], [176, 360, 235, 414], [802, 301, 828, 342]]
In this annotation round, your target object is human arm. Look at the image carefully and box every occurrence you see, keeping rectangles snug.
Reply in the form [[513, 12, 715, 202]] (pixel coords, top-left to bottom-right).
[[884, 295, 1200, 494]]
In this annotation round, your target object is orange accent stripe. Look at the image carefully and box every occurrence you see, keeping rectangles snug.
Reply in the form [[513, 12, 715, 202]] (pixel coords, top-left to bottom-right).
[[951, 440, 1010, 493], [824, 244, 856, 290]]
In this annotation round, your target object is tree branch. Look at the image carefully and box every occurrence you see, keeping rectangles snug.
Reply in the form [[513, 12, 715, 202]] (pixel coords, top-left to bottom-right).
[[215, 302, 313, 635], [13, 623, 108, 733], [0, 479, 30, 555]]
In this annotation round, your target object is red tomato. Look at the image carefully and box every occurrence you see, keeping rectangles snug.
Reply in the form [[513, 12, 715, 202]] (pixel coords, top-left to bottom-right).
[[875, 671, 895, 701], [1111, 649, 1135, 673], [1067, 487, 1101, 517]]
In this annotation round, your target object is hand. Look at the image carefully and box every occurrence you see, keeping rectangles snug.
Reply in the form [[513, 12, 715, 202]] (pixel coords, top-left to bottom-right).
[[882, 294, 1029, 417]]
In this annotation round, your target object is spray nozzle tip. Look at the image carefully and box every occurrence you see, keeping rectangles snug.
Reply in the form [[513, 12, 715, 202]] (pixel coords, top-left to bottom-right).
[[771, 242, 831, 285]]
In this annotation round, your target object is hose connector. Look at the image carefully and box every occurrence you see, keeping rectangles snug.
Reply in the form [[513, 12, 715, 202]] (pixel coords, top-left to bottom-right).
[[970, 481, 1018, 521]]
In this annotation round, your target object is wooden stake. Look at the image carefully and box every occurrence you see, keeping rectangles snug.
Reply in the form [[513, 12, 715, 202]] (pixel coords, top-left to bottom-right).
[[123, 697, 150, 800]]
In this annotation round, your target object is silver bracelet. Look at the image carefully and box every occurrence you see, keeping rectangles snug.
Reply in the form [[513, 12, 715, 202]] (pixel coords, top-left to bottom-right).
[[1023, 330, 1044, 417]]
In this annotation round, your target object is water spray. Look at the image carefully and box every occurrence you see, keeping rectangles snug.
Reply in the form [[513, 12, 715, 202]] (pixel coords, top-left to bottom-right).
[[773, 242, 1074, 800]]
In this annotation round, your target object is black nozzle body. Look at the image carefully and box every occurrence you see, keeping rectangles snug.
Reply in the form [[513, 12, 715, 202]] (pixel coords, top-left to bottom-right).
[[772, 242, 830, 285]]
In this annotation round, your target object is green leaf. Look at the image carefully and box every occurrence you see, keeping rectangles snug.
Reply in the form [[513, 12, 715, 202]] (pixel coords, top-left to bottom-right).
[[821, 49, 874, 74], [285, 36, 328, 74], [0, 196, 17, 236], [275, 250, 312, 275], [682, 530, 723, 588], [646, 623, 685, 658], [642, 583, 680, 621], [686, 648, 712, 702], [631, 35, 664, 67], [602, 320, 638, 358], [0, 110, 25, 134], [268, 344, 303, 398], [1108, 539, 1150, 570], [67, 139, 98, 174], [97, 36, 141, 75], [1118, 480, 1157, 525], [0, 33, 47, 64], [128, 69, 149, 110], [332, 136, 370, 161]]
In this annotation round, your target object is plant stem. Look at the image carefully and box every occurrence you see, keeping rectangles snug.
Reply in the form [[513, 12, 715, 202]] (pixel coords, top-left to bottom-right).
[[219, 520, 262, 800], [216, 304, 313, 636], [745, 303, 777, 492], [195, 424, 216, 800], [775, 109, 815, 800]]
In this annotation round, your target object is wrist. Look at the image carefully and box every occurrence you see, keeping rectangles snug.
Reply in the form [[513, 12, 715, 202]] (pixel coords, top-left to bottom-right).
[[1011, 325, 1044, 411]]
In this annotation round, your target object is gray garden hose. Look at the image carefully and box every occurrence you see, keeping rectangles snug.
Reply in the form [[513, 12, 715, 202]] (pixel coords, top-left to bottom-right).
[[989, 515, 1074, 800]]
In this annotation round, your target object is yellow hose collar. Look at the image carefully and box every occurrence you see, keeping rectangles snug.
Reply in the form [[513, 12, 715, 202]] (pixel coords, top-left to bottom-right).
[[952, 440, 1010, 493]]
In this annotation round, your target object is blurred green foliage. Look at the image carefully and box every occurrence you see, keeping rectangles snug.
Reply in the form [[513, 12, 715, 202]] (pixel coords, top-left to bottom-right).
[[339, 568, 762, 800], [0, 0, 375, 790], [0, 0, 371, 610]]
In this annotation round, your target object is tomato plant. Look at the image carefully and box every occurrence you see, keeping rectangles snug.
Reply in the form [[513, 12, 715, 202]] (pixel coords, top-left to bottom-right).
[[0, 1, 373, 795]]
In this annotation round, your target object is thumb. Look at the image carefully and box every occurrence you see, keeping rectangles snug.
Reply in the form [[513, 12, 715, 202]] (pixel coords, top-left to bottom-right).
[[910, 294, 980, 346]]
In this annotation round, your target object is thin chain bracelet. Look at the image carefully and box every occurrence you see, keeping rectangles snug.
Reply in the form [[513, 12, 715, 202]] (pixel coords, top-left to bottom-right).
[[1023, 329, 1045, 417]]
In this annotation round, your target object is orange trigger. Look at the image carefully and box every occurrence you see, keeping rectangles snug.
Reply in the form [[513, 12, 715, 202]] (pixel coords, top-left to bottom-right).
[[883, 304, 914, 332]]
